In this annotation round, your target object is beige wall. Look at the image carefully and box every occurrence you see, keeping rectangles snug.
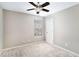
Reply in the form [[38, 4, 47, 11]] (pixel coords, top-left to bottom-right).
[[3, 10, 44, 48], [52, 4, 79, 54], [0, 8, 3, 49]]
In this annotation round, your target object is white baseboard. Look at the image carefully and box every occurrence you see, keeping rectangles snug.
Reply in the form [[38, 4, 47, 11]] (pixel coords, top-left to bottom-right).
[[47, 42, 79, 57], [54, 44, 79, 57], [0, 40, 45, 51]]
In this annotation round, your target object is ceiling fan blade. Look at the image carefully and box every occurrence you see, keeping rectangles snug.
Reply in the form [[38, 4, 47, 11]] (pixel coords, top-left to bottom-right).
[[36, 12, 39, 14], [27, 8, 35, 11], [41, 2, 49, 7], [29, 2, 38, 7], [42, 9, 49, 12]]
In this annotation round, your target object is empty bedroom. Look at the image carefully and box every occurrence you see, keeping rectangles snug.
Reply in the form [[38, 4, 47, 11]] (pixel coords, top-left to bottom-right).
[[0, 2, 79, 57]]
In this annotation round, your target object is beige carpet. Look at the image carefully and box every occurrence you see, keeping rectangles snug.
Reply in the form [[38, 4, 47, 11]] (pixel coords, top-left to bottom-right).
[[0, 41, 78, 57]]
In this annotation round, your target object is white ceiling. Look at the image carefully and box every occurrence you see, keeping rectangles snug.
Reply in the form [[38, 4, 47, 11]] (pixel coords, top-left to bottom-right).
[[0, 2, 79, 17]]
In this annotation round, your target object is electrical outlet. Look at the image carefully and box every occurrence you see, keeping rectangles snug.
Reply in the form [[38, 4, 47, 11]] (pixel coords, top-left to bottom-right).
[[65, 43, 68, 47]]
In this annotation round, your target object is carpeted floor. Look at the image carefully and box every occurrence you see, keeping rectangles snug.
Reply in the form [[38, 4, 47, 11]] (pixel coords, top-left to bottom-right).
[[0, 41, 78, 57]]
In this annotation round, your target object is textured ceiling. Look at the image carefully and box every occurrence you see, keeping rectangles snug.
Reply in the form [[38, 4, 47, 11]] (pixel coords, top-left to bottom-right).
[[0, 2, 79, 17]]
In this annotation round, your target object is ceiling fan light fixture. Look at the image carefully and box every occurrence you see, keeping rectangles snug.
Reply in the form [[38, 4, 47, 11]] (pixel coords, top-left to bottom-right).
[[27, 2, 50, 14], [37, 12, 39, 14]]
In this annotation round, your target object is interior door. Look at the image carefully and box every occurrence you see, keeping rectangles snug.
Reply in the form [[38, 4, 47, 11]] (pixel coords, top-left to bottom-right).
[[46, 17, 53, 45]]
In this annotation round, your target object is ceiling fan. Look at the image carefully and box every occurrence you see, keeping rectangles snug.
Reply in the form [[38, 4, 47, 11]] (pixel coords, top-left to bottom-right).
[[27, 2, 50, 14]]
